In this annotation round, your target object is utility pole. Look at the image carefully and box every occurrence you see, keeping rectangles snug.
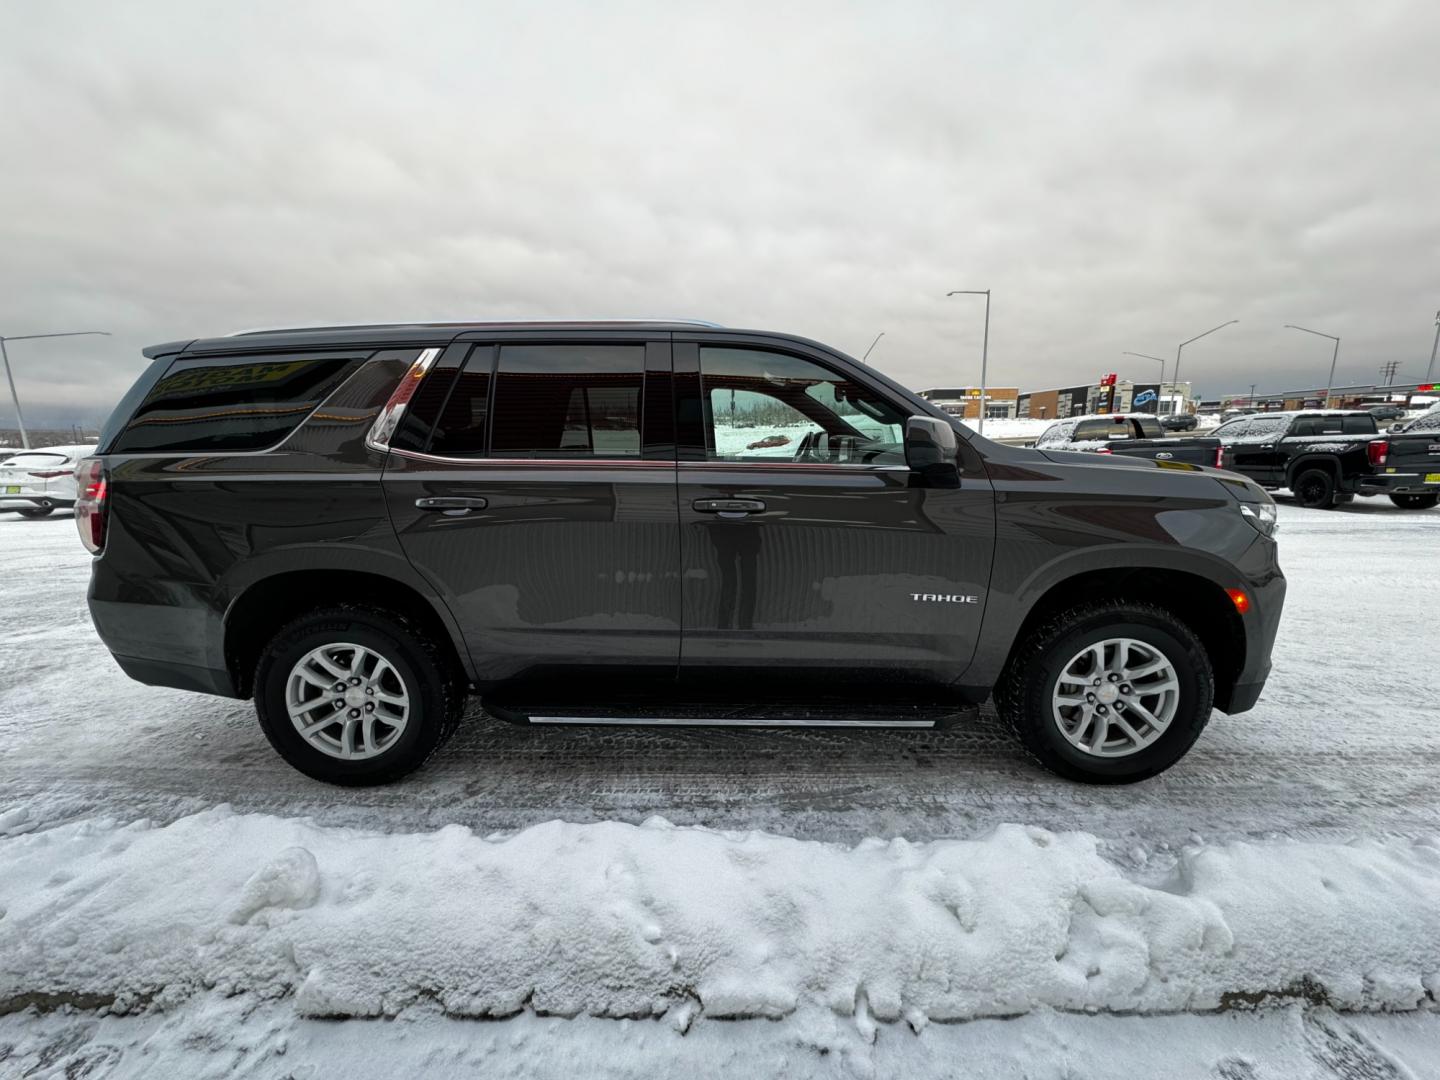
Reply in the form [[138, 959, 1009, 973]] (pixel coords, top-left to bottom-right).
[[1, 330, 111, 450], [1283, 325, 1341, 406], [861, 332, 885, 364], [1378, 360, 1400, 386], [1249, 383, 1257, 406]]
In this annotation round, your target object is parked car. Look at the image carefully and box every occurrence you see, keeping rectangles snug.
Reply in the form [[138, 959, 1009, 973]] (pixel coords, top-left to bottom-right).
[[1034, 413, 1222, 466], [79, 321, 1285, 786], [1215, 410, 1440, 509], [1367, 404, 1406, 422], [1160, 413, 1199, 432], [0, 444, 90, 517]]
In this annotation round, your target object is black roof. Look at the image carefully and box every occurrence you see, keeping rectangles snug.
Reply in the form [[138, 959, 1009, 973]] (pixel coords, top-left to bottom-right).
[[143, 320, 729, 359]]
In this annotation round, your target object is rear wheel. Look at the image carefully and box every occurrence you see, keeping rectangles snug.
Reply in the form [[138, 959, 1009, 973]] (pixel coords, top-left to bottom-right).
[[16, 506, 54, 518], [1292, 468, 1337, 509], [996, 602, 1214, 784], [254, 605, 464, 785], [1390, 493, 1439, 510]]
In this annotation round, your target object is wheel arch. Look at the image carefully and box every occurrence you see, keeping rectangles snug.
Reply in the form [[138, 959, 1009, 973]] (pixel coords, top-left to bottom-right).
[[998, 566, 1247, 712], [223, 569, 472, 698]]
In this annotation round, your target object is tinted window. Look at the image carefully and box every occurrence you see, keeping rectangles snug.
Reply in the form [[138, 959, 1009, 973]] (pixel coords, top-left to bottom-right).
[[490, 345, 643, 458], [427, 347, 494, 457], [110, 355, 360, 453], [699, 347, 905, 464], [1341, 415, 1378, 434], [1074, 418, 1129, 440], [1134, 416, 1164, 438]]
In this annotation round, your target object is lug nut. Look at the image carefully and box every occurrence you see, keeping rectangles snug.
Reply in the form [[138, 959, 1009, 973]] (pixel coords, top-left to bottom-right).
[[1120, 684, 1132, 695], [349, 708, 361, 719], [1097, 705, 1108, 714], [333, 683, 345, 693], [349, 676, 362, 686], [333, 700, 344, 710], [1108, 673, 1121, 683], [365, 687, 375, 696], [365, 702, 375, 713], [1085, 692, 1096, 703]]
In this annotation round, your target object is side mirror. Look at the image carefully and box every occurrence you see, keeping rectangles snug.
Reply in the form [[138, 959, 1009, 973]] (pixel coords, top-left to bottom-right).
[[904, 415, 961, 488]]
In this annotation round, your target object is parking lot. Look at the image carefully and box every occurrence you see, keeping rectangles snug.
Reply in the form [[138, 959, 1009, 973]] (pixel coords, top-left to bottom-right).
[[2, 498, 1436, 853]]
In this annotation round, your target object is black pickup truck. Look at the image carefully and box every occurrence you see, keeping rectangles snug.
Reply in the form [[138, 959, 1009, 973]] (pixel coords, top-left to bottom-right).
[[1215, 409, 1440, 509], [1034, 413, 1222, 467]]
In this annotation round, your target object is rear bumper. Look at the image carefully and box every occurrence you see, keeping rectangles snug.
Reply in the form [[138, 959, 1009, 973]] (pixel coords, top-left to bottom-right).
[[0, 496, 74, 510], [1356, 472, 1440, 496], [110, 653, 239, 697]]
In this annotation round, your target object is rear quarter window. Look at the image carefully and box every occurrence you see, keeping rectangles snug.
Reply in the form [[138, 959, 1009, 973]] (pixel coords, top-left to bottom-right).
[[109, 354, 364, 453]]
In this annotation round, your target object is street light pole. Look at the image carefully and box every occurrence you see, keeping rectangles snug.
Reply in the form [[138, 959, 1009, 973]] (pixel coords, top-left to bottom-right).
[[861, 331, 885, 363], [1173, 320, 1238, 418], [946, 290, 991, 435], [0, 331, 111, 450], [1425, 310, 1439, 384], [1283, 324, 1341, 406], [1122, 352, 1168, 410]]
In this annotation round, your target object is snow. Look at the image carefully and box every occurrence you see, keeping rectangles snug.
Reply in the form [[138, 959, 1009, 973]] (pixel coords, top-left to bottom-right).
[[2, 500, 1440, 1072], [5, 810, 1440, 1027]]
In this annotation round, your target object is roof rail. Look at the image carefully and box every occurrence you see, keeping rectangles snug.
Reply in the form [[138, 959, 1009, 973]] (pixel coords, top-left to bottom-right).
[[225, 318, 725, 337]]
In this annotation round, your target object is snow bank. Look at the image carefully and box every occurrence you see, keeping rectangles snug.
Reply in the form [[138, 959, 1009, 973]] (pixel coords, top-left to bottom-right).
[[3, 811, 1439, 1026]]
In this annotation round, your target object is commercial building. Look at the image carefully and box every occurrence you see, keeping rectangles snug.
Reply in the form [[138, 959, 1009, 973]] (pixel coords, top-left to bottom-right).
[[1017, 380, 1194, 419], [916, 386, 1020, 420], [1202, 381, 1439, 414]]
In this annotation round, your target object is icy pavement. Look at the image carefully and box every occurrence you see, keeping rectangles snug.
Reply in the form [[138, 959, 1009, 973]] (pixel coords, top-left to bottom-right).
[[1, 498, 1439, 1077], [0, 501, 1437, 849]]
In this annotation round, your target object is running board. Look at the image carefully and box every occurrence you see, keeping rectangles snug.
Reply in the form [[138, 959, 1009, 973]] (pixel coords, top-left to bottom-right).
[[528, 715, 937, 729]]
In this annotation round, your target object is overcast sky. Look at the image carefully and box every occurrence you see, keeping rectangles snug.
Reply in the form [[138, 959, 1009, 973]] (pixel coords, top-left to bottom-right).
[[2, 1, 1439, 425]]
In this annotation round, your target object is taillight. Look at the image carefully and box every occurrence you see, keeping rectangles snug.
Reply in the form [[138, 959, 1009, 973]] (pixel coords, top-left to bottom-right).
[[1367, 439, 1389, 466], [75, 458, 108, 554], [365, 347, 441, 452], [30, 469, 73, 478], [1215, 446, 1225, 468], [1094, 446, 1113, 455]]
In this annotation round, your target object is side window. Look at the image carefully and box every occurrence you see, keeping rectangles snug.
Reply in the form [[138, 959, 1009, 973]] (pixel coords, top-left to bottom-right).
[[491, 344, 643, 459], [1074, 418, 1127, 440], [110, 354, 362, 453], [427, 347, 493, 457], [1341, 415, 1377, 434], [1036, 423, 1063, 446], [698, 347, 906, 464], [1214, 419, 1250, 439]]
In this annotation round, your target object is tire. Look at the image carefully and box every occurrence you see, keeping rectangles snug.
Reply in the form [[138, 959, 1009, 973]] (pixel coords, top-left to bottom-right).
[[16, 507, 54, 518], [1292, 467, 1337, 509], [254, 605, 464, 785], [1390, 493, 1439, 510], [995, 601, 1214, 784]]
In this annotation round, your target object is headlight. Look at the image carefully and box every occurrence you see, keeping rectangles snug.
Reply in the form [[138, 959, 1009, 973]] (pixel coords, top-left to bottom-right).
[[1239, 501, 1278, 536]]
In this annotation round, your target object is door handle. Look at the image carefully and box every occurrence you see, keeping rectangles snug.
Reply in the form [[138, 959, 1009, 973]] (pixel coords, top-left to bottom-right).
[[692, 497, 766, 517], [415, 496, 488, 514]]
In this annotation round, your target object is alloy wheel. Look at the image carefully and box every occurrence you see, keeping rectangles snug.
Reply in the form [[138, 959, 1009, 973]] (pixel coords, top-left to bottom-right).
[[286, 642, 411, 760], [1051, 637, 1180, 758]]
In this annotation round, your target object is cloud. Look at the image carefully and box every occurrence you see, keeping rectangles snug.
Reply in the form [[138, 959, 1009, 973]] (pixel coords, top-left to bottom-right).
[[2, 0, 1438, 425]]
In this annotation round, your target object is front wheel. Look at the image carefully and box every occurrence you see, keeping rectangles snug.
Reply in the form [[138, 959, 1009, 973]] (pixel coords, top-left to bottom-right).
[[1390, 492, 1439, 510], [996, 602, 1214, 784], [254, 605, 464, 785]]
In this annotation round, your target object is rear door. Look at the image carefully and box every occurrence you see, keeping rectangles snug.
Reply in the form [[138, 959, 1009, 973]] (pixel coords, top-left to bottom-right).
[[381, 332, 680, 700], [673, 335, 995, 702], [1227, 416, 1292, 484]]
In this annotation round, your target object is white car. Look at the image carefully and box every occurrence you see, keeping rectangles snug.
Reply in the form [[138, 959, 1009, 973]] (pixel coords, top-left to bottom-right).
[[0, 444, 94, 518]]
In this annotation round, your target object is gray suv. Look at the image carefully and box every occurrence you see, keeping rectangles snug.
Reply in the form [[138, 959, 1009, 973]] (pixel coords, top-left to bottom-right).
[[77, 321, 1285, 785]]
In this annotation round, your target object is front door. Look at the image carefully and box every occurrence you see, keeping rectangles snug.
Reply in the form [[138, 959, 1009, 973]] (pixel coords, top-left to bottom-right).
[[673, 338, 995, 702], [383, 335, 680, 701]]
